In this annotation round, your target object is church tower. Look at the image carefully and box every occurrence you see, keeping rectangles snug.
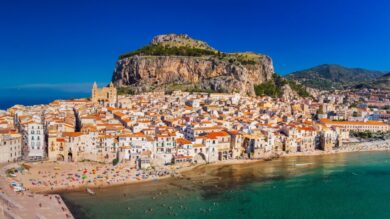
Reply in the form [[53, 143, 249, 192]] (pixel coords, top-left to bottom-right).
[[91, 82, 117, 106], [92, 82, 98, 102]]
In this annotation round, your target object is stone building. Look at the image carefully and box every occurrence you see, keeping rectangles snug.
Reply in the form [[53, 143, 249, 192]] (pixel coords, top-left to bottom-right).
[[0, 132, 22, 163], [91, 82, 117, 106]]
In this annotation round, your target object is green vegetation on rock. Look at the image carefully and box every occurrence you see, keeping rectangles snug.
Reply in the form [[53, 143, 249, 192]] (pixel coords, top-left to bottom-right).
[[254, 74, 286, 97], [117, 86, 135, 95], [120, 44, 217, 59], [218, 52, 263, 65], [119, 43, 263, 67], [287, 80, 310, 97], [254, 74, 310, 98], [119, 34, 263, 66]]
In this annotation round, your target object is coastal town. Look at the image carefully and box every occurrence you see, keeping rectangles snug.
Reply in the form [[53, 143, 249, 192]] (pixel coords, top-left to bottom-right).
[[2, 83, 390, 165], [1, 83, 390, 218], [3, 0, 390, 217]]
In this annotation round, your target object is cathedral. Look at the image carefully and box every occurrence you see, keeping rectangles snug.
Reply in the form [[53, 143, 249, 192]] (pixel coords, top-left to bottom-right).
[[91, 82, 117, 106]]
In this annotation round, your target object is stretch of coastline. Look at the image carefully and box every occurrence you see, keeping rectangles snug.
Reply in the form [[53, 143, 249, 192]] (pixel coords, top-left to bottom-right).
[[1, 139, 390, 218], [3, 139, 390, 192], [62, 150, 390, 219]]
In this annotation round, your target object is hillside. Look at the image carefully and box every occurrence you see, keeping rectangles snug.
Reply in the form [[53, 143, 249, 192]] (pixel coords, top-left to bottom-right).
[[356, 72, 390, 90], [286, 64, 385, 90], [112, 34, 274, 96]]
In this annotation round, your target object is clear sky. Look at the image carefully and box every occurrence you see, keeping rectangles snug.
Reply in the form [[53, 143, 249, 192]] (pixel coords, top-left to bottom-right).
[[1, 0, 390, 95]]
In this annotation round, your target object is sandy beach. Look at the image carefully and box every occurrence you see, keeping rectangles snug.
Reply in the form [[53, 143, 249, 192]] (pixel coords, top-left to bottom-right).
[[1, 139, 390, 218], [2, 159, 199, 194], [0, 164, 74, 219], [1, 139, 390, 194]]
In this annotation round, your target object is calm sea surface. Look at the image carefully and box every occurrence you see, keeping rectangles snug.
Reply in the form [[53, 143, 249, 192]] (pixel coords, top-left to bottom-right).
[[0, 92, 89, 110], [62, 152, 390, 219]]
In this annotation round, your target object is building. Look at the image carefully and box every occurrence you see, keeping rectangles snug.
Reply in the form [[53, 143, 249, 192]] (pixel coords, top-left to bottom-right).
[[320, 119, 390, 132], [91, 82, 117, 106], [23, 122, 46, 160], [15, 114, 46, 161], [0, 132, 22, 163]]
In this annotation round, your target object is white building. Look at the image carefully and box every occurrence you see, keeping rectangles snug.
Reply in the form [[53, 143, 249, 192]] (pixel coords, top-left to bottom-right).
[[24, 122, 46, 160]]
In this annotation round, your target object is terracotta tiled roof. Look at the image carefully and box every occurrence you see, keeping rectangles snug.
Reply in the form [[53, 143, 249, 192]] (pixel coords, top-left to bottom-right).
[[176, 138, 192, 145], [63, 132, 83, 137]]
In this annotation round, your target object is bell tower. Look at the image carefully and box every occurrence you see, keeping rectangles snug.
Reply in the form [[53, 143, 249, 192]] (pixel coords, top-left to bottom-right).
[[92, 82, 98, 102]]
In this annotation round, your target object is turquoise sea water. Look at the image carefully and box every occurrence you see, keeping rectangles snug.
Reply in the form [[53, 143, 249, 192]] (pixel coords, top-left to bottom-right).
[[62, 152, 390, 219]]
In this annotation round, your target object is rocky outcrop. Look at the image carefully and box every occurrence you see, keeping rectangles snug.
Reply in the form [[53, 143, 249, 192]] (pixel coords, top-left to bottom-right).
[[111, 34, 274, 96], [151, 34, 213, 50], [281, 84, 299, 100]]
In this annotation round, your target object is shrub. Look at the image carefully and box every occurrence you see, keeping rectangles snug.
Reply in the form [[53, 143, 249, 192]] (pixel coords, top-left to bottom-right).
[[112, 158, 119, 166]]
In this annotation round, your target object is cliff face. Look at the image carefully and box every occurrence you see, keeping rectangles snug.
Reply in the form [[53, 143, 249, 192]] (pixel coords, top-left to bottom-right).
[[112, 34, 274, 96]]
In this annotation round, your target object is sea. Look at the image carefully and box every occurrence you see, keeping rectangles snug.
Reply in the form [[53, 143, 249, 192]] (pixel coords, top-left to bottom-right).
[[61, 151, 390, 219], [0, 90, 89, 110]]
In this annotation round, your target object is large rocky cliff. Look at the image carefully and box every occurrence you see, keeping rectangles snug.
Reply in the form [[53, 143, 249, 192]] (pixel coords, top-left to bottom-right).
[[112, 34, 274, 96]]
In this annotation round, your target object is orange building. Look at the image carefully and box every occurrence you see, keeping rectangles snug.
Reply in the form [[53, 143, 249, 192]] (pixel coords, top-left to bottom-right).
[[91, 82, 117, 106]]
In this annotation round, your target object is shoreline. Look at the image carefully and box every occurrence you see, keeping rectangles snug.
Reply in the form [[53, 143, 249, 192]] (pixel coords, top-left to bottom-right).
[[202, 140, 390, 167], [1, 139, 390, 218], [6, 139, 390, 195], [57, 147, 390, 196], [69, 140, 390, 193]]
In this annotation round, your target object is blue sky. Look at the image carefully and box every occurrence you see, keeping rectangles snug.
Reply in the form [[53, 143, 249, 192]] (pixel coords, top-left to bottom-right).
[[1, 0, 390, 96]]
